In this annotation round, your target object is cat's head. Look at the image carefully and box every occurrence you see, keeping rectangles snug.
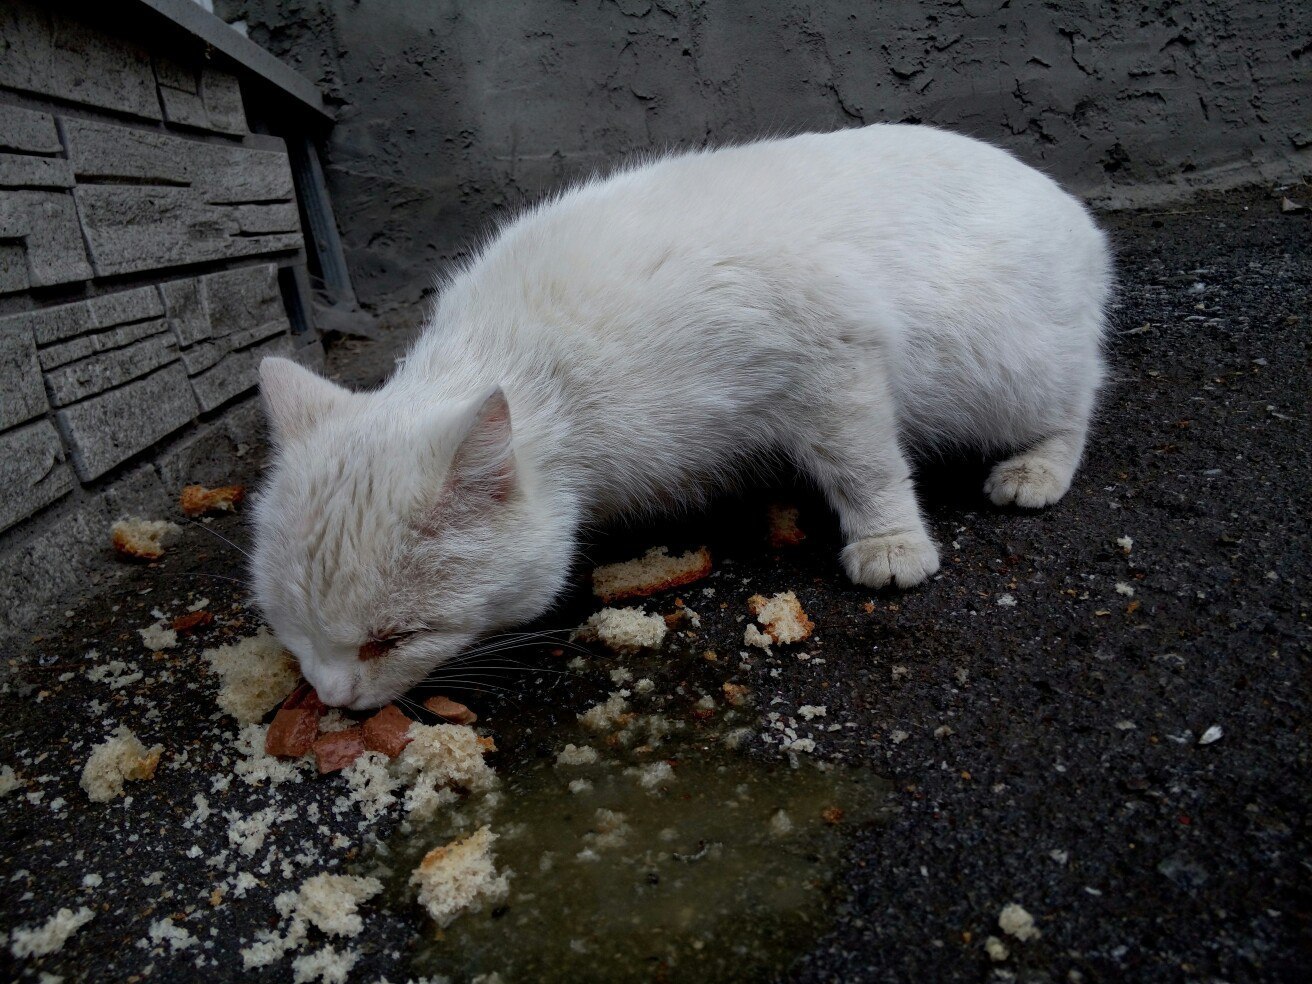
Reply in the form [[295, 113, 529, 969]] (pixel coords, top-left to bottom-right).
[[250, 357, 567, 710]]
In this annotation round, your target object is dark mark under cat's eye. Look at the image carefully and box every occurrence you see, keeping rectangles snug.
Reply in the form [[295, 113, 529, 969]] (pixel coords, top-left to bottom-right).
[[359, 637, 400, 661]]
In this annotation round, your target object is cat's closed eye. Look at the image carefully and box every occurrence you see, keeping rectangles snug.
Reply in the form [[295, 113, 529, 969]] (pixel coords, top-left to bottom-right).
[[359, 636, 403, 661]]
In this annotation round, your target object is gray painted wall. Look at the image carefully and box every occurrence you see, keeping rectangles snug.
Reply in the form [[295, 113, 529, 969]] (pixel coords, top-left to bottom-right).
[[218, 0, 1310, 316]]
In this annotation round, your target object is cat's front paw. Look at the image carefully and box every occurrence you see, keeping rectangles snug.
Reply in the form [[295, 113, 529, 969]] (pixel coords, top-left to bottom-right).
[[841, 532, 940, 589], [984, 456, 1071, 509]]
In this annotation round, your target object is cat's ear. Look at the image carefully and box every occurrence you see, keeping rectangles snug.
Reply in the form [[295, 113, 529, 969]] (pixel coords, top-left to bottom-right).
[[448, 386, 516, 501], [259, 357, 349, 444]]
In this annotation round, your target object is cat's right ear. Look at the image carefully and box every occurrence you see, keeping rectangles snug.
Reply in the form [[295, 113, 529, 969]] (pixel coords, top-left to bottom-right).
[[259, 357, 349, 444]]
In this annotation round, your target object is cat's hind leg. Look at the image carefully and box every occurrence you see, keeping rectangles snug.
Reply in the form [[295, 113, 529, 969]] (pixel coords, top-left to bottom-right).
[[794, 373, 939, 590], [984, 379, 1096, 508]]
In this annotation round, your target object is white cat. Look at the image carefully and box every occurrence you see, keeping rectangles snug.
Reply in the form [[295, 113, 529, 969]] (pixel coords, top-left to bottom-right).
[[252, 124, 1111, 709]]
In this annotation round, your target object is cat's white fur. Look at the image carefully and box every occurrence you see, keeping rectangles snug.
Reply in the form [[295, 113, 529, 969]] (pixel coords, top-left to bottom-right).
[[252, 124, 1111, 709]]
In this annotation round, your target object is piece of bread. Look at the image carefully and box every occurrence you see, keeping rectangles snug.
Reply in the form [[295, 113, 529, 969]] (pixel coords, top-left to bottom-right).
[[575, 607, 668, 653], [180, 484, 245, 517], [201, 628, 300, 724], [767, 504, 806, 547], [80, 725, 163, 802], [746, 591, 814, 644], [591, 546, 712, 602], [410, 826, 509, 928], [110, 517, 180, 560]]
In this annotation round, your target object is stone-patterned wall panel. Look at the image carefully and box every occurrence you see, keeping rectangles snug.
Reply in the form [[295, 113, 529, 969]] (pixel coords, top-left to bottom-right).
[[0, 104, 63, 155], [154, 57, 249, 136], [0, 322, 47, 430], [56, 363, 199, 482], [190, 332, 293, 413], [0, 190, 94, 294], [159, 264, 294, 411], [0, 420, 73, 532], [0, 0, 162, 120], [44, 331, 179, 407], [64, 119, 302, 276]]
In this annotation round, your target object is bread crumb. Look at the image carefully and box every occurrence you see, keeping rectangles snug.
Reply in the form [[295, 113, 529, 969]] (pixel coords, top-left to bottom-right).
[[996, 593, 1017, 607], [0, 764, 21, 796], [568, 778, 592, 794], [769, 810, 793, 836], [767, 504, 806, 547], [747, 591, 814, 644], [798, 704, 826, 720], [410, 826, 510, 928], [578, 693, 631, 732], [233, 723, 312, 787], [80, 725, 163, 802], [292, 945, 358, 984], [998, 902, 1041, 941], [394, 723, 496, 820], [241, 874, 380, 971], [985, 935, 1010, 961], [110, 517, 180, 560], [342, 751, 401, 820], [9, 907, 95, 958], [138, 621, 177, 652], [722, 682, 750, 707], [585, 808, 630, 850], [1114, 582, 1136, 596], [575, 607, 668, 653], [743, 623, 773, 650], [627, 760, 673, 790], [555, 743, 599, 766], [1116, 535, 1134, 553], [201, 628, 300, 724], [180, 484, 245, 517], [147, 917, 196, 952], [591, 546, 712, 602]]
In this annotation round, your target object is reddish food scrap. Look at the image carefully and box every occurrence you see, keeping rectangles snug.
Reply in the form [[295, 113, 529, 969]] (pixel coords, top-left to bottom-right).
[[423, 695, 478, 726], [180, 484, 246, 517], [282, 682, 326, 714], [821, 805, 846, 825], [170, 610, 214, 634], [313, 727, 365, 774], [265, 708, 320, 758], [362, 704, 413, 758], [767, 504, 807, 548]]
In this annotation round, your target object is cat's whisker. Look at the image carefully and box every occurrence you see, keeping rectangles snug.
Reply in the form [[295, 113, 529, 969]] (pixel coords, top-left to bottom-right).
[[186, 518, 254, 561]]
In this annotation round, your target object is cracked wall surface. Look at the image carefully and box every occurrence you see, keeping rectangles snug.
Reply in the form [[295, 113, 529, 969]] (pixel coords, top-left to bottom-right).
[[217, 0, 1310, 317]]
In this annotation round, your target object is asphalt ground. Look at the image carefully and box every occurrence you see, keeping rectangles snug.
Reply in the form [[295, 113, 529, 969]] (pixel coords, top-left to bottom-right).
[[1, 186, 1307, 983]]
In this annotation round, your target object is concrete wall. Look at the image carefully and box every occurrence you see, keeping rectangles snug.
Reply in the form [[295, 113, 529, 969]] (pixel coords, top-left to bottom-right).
[[0, 0, 325, 644], [217, 0, 1310, 316]]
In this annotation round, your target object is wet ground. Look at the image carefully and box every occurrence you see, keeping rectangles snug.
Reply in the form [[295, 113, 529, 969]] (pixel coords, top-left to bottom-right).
[[1, 187, 1308, 983]]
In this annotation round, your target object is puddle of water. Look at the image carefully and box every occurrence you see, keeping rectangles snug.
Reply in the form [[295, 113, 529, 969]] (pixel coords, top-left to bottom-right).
[[375, 647, 893, 983]]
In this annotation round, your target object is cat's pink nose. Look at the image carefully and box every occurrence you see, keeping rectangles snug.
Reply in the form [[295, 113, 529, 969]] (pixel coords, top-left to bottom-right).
[[310, 671, 359, 708]]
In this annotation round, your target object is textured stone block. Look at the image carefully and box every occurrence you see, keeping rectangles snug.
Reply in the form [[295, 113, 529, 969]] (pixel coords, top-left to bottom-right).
[[0, 0, 161, 120], [7, 301, 92, 347], [0, 420, 73, 532], [189, 333, 292, 413], [38, 318, 168, 371], [103, 463, 171, 519], [202, 67, 248, 135], [0, 322, 47, 429], [56, 363, 198, 481], [0, 498, 111, 639], [63, 119, 301, 277], [160, 278, 211, 346], [203, 265, 285, 337], [0, 190, 94, 294], [0, 104, 62, 154], [88, 286, 164, 329], [0, 154, 74, 189], [44, 332, 179, 407]]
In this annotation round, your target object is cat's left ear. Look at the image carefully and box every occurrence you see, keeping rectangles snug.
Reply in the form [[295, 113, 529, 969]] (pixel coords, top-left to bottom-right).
[[448, 386, 516, 501], [259, 357, 350, 444]]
